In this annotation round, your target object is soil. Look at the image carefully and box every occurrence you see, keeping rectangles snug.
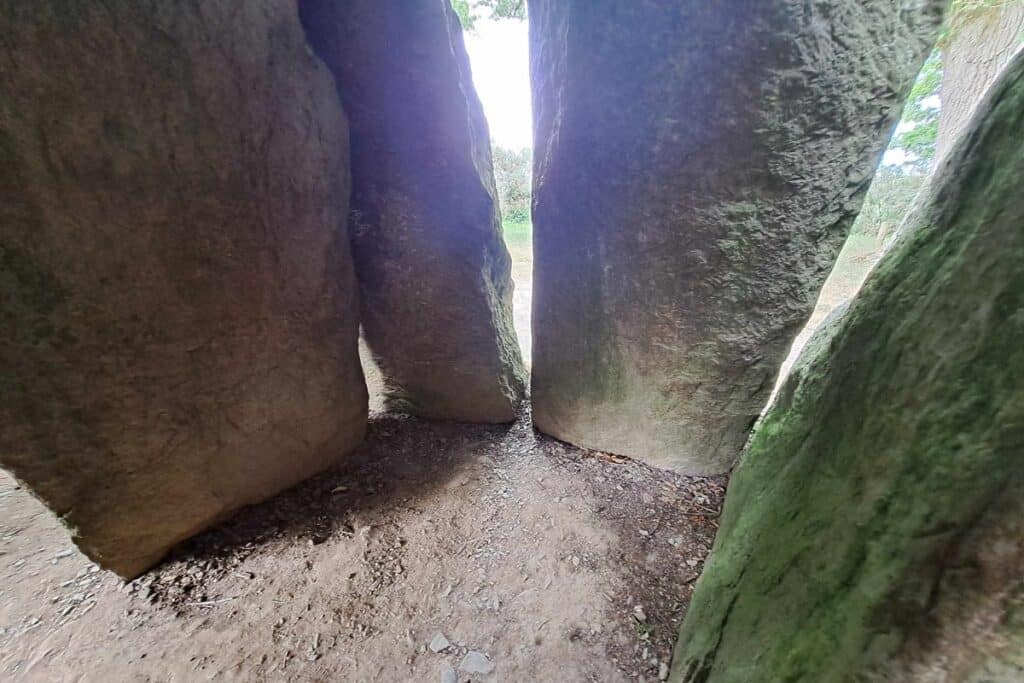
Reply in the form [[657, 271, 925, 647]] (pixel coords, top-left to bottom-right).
[[0, 407, 725, 682]]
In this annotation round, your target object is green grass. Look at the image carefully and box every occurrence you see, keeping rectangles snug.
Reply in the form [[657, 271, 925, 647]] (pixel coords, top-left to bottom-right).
[[501, 219, 532, 251], [502, 220, 533, 364], [502, 220, 533, 273]]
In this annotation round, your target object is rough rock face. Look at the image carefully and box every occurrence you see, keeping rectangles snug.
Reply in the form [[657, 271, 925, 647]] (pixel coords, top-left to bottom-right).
[[529, 0, 943, 472], [0, 1, 367, 578], [299, 0, 526, 423], [670, 52, 1024, 682]]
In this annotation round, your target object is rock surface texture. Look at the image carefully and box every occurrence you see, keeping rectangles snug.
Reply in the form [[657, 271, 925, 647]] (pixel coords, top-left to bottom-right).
[[528, 0, 944, 473], [671, 51, 1024, 682], [0, 1, 367, 578], [299, 0, 526, 423]]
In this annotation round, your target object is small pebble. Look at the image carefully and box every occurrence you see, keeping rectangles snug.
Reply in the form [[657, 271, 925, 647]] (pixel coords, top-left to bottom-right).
[[429, 633, 450, 653], [459, 651, 494, 675]]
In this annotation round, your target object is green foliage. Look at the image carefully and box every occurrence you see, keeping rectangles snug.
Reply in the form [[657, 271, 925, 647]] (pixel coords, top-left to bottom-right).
[[477, 0, 526, 20], [451, 0, 475, 30], [897, 119, 940, 166], [851, 168, 926, 239], [900, 51, 942, 124], [893, 51, 942, 171], [450, 0, 526, 32], [492, 144, 532, 223]]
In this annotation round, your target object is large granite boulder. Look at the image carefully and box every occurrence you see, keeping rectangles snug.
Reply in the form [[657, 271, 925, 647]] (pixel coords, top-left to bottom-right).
[[671, 51, 1024, 682], [299, 0, 526, 423], [0, 1, 367, 578], [529, 0, 943, 472]]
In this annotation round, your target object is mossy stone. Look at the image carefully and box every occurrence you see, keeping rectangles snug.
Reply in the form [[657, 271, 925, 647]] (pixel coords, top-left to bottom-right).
[[671, 51, 1024, 682]]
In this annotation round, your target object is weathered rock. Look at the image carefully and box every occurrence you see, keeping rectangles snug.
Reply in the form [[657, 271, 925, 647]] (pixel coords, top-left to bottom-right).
[[299, 0, 526, 423], [529, 0, 943, 472], [0, 1, 366, 578], [429, 632, 450, 653], [670, 51, 1024, 682], [460, 650, 495, 675]]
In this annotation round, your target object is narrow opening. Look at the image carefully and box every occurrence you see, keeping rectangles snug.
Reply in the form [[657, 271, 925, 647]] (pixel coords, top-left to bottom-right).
[[459, 1, 533, 365], [769, 50, 941, 401]]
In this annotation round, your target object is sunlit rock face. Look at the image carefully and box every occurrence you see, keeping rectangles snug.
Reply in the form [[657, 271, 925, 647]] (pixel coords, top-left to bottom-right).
[[528, 0, 943, 473], [0, 1, 366, 578], [300, 0, 526, 424], [671, 52, 1024, 682]]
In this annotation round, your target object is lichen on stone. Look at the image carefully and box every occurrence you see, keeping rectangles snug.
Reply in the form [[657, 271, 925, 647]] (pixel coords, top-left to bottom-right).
[[671, 50, 1024, 683]]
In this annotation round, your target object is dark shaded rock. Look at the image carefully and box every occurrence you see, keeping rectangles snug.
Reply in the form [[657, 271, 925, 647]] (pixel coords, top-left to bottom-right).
[[299, 0, 526, 423], [0, 1, 366, 577], [670, 52, 1024, 682], [529, 0, 943, 472]]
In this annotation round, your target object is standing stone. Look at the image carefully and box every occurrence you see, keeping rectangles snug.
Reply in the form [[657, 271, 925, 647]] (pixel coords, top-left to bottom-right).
[[299, 0, 526, 423], [671, 52, 1024, 682], [529, 0, 943, 472], [0, 1, 366, 577]]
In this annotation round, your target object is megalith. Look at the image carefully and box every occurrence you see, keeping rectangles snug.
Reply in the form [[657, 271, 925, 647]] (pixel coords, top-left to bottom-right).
[[299, 0, 526, 423], [671, 51, 1024, 682], [529, 0, 944, 472], [0, 1, 367, 577]]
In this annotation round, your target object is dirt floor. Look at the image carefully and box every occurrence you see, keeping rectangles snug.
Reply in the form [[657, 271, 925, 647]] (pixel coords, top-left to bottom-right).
[[0, 406, 725, 682]]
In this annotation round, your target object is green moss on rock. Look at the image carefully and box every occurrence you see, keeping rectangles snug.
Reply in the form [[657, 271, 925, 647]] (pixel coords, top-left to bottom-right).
[[671, 51, 1024, 682]]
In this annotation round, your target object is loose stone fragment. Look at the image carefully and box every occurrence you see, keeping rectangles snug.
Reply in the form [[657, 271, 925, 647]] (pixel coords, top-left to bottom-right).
[[429, 633, 450, 653], [460, 650, 495, 675]]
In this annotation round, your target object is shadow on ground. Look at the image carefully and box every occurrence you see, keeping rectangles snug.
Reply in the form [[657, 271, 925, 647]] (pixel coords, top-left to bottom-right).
[[1, 406, 726, 681]]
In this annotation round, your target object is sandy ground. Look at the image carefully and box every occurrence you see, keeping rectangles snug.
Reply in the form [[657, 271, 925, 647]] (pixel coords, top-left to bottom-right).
[[1, 407, 724, 682]]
